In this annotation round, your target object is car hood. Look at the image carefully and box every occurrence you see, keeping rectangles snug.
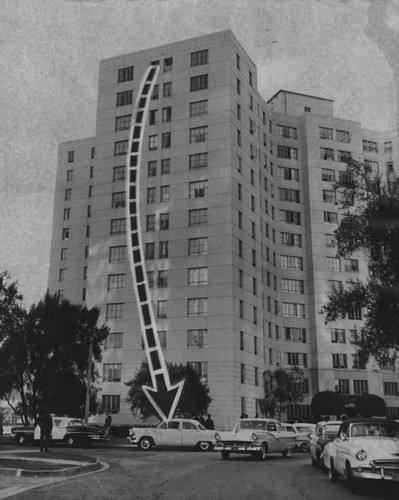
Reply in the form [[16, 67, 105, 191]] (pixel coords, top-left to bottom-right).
[[345, 437, 399, 458]]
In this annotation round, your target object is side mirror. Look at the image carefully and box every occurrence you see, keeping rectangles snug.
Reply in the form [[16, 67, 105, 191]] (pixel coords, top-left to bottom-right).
[[340, 433, 348, 441]]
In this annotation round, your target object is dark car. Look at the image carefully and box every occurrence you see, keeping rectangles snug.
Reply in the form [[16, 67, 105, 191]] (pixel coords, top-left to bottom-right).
[[309, 420, 341, 466]]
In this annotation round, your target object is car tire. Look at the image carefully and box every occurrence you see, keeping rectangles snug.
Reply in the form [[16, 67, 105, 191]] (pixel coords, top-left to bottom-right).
[[65, 436, 75, 447], [329, 460, 339, 482], [253, 443, 267, 461], [197, 441, 211, 452], [282, 448, 291, 458], [221, 450, 230, 460], [16, 434, 26, 446], [346, 463, 361, 494], [138, 437, 153, 451], [300, 442, 309, 453]]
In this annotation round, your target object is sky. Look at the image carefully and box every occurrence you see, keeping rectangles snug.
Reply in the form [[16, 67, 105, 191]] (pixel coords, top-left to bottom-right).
[[0, 0, 398, 307]]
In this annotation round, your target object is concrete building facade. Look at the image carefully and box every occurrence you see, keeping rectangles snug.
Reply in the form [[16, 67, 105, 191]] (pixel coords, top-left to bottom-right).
[[48, 30, 399, 430]]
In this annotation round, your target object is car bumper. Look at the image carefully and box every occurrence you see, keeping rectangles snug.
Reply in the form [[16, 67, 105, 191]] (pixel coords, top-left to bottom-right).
[[214, 442, 262, 453], [350, 464, 399, 481]]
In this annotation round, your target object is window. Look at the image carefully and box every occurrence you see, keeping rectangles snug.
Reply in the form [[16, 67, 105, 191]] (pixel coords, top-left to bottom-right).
[[163, 57, 173, 72], [163, 82, 172, 97], [362, 140, 378, 153], [237, 103, 241, 120], [326, 257, 340, 271], [160, 185, 169, 203], [162, 106, 172, 122], [158, 270, 168, 288], [160, 213, 169, 230], [324, 211, 338, 224], [149, 135, 158, 150], [103, 363, 121, 382], [161, 158, 170, 175], [323, 190, 336, 203], [241, 364, 246, 383], [83, 266, 88, 280], [319, 127, 333, 140], [336, 129, 350, 143], [88, 185, 92, 198], [331, 329, 346, 343], [188, 267, 208, 286], [384, 141, 393, 153], [60, 248, 67, 261], [109, 246, 127, 262], [116, 90, 133, 107], [62, 228, 69, 240], [90, 165, 93, 178], [282, 302, 305, 318], [66, 169, 73, 181], [322, 168, 335, 182], [149, 109, 158, 125], [277, 146, 298, 159], [147, 187, 156, 204], [380, 359, 396, 371], [102, 395, 120, 414], [157, 300, 168, 318], [188, 237, 208, 255], [332, 353, 347, 368], [59, 269, 66, 281], [320, 147, 334, 160], [113, 166, 125, 182], [151, 84, 159, 100], [236, 53, 240, 69], [325, 233, 336, 247], [189, 152, 208, 169], [249, 70, 253, 87], [64, 189, 71, 201], [281, 232, 302, 247], [190, 74, 208, 92], [280, 210, 301, 225], [162, 132, 171, 149], [146, 215, 156, 231], [236, 78, 241, 94], [281, 279, 304, 294], [281, 255, 303, 270], [189, 180, 207, 198], [384, 382, 398, 397], [187, 361, 208, 380], [187, 298, 208, 316], [114, 140, 128, 156], [112, 191, 125, 208], [354, 379, 369, 395], [190, 126, 208, 143], [284, 327, 306, 343], [286, 352, 307, 368], [148, 160, 157, 177], [237, 129, 241, 146], [276, 125, 297, 139], [187, 329, 208, 347], [344, 259, 359, 272], [159, 240, 169, 258], [104, 332, 123, 349], [106, 303, 124, 319], [364, 160, 379, 174], [87, 205, 91, 218], [145, 242, 155, 260], [63, 208, 70, 221], [278, 166, 299, 181], [191, 49, 208, 67], [304, 107, 311, 112], [115, 114, 132, 131], [118, 66, 134, 82], [67, 150, 74, 163], [279, 188, 300, 203], [335, 379, 350, 395], [348, 304, 362, 320], [108, 274, 126, 290], [338, 150, 351, 163], [189, 208, 208, 226], [110, 218, 126, 235], [190, 100, 208, 117]]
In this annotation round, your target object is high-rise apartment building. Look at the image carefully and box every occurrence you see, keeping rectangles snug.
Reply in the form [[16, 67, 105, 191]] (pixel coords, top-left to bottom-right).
[[48, 30, 398, 430]]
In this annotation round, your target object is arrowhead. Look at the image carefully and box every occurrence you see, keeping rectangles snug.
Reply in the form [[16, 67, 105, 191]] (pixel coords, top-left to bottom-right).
[[143, 377, 185, 422]]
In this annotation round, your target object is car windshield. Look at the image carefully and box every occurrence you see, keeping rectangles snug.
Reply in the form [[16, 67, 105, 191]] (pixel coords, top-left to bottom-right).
[[238, 420, 270, 431], [68, 419, 85, 426], [321, 424, 340, 438], [296, 426, 312, 433], [351, 422, 399, 438]]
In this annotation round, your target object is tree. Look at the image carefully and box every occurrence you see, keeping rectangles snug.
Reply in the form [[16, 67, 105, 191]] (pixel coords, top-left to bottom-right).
[[311, 391, 345, 419], [0, 290, 109, 422], [355, 394, 386, 418], [323, 159, 399, 365], [126, 361, 212, 421], [262, 366, 305, 419]]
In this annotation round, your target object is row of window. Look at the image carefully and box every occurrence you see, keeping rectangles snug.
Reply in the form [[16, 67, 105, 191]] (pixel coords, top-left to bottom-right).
[[267, 324, 307, 342]]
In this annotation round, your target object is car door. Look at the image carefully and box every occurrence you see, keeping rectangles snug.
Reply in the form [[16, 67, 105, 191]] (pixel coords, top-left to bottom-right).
[[265, 421, 281, 452], [275, 422, 294, 450], [181, 421, 199, 446], [51, 418, 64, 441], [161, 420, 182, 446]]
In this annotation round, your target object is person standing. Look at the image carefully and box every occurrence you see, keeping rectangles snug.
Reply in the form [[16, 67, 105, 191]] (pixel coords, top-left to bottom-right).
[[38, 407, 52, 452], [0, 411, 4, 438], [104, 411, 112, 438], [205, 414, 214, 430]]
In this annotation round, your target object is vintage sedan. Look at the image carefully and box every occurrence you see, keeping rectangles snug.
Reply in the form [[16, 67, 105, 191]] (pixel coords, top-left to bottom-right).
[[33, 417, 96, 446], [323, 418, 399, 493], [309, 420, 341, 466], [214, 418, 296, 460], [127, 418, 216, 451]]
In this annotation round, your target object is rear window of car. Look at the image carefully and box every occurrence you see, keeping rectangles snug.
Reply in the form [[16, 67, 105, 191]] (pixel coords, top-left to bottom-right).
[[68, 420, 85, 426], [321, 424, 340, 437]]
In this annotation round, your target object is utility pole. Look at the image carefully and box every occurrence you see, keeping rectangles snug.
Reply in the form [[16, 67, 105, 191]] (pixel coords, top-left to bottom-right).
[[84, 339, 93, 423]]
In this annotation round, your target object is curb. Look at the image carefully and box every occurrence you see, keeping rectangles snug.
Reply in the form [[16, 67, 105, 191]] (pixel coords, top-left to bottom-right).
[[0, 458, 102, 478]]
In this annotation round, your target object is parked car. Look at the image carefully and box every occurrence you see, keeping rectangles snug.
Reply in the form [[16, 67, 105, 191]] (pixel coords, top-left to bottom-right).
[[10, 425, 35, 445], [214, 418, 296, 460], [309, 420, 341, 466], [292, 423, 316, 452], [127, 418, 216, 451], [323, 418, 399, 493]]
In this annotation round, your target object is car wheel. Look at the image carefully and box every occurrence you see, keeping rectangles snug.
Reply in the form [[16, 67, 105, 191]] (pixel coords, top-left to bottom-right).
[[221, 450, 230, 460], [253, 443, 267, 461], [282, 448, 291, 458], [329, 460, 339, 482], [346, 463, 361, 494], [197, 441, 211, 452], [16, 434, 26, 446], [138, 437, 153, 451], [65, 436, 75, 447], [300, 442, 309, 453]]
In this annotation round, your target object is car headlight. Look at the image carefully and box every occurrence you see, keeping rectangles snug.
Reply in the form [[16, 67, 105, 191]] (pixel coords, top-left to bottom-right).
[[251, 433, 258, 441], [214, 433, 220, 441], [356, 450, 367, 461]]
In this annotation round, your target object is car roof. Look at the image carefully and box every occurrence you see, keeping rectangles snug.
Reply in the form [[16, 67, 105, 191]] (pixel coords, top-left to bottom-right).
[[344, 418, 398, 425], [317, 420, 342, 425]]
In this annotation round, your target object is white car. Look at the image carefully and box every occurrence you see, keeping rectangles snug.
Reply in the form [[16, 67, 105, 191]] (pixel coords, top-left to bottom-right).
[[127, 418, 216, 451], [292, 423, 316, 452], [323, 418, 399, 493], [214, 418, 296, 460]]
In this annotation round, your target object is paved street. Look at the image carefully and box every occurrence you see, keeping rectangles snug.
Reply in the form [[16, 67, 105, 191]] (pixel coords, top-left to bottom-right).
[[2, 442, 398, 500]]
